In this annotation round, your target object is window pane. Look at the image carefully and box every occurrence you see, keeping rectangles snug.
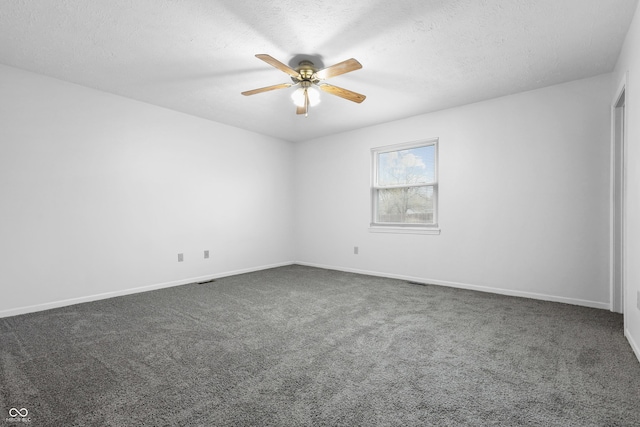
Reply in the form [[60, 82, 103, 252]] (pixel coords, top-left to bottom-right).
[[378, 145, 435, 186], [376, 186, 434, 224]]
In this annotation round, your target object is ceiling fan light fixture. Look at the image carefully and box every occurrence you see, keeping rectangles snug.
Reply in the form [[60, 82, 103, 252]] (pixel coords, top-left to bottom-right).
[[291, 86, 320, 107]]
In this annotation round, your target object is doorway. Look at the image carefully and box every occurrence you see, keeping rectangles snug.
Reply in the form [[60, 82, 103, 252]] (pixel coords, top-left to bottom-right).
[[611, 80, 626, 314]]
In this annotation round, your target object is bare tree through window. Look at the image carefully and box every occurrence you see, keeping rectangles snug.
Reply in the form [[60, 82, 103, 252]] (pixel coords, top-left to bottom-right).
[[372, 140, 437, 226]]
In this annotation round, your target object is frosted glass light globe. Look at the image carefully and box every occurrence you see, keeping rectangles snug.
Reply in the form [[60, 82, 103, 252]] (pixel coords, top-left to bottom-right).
[[291, 87, 321, 107]]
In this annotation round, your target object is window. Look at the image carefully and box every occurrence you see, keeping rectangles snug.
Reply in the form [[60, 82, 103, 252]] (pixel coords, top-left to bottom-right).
[[371, 139, 439, 234]]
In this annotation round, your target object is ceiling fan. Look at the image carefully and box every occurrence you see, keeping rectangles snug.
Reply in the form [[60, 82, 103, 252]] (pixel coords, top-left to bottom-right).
[[241, 54, 366, 117]]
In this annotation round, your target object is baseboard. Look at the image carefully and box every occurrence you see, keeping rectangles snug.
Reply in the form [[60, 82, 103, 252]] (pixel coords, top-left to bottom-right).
[[2, 260, 610, 318], [295, 261, 610, 310], [625, 328, 640, 365], [0, 261, 295, 318]]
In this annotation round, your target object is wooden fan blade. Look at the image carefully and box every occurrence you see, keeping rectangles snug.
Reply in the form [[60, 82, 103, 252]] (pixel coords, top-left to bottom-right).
[[255, 54, 300, 78], [241, 83, 292, 96], [318, 84, 366, 103], [315, 58, 362, 80]]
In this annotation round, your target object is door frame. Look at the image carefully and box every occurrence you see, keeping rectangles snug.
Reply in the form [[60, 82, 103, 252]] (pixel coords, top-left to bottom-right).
[[610, 72, 628, 316]]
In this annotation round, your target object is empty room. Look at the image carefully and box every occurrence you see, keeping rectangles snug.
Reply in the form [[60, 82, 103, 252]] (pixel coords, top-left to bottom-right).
[[2, 0, 640, 425]]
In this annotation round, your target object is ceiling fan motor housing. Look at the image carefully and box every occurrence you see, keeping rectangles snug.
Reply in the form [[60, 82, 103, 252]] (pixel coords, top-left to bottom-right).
[[296, 60, 316, 81]]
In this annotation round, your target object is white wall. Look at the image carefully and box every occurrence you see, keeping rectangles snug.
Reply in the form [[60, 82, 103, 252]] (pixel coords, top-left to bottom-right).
[[0, 60, 619, 317], [0, 64, 295, 317], [294, 74, 612, 309], [613, 1, 640, 360]]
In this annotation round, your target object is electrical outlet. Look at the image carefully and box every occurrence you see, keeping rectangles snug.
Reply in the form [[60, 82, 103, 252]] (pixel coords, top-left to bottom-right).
[[178, 253, 184, 262], [204, 250, 210, 259], [354, 246, 359, 255]]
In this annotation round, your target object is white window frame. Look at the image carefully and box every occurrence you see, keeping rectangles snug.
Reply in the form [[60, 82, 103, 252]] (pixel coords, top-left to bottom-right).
[[369, 138, 440, 235]]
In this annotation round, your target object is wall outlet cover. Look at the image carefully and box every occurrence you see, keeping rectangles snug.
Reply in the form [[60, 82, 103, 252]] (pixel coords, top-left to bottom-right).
[[178, 253, 184, 262]]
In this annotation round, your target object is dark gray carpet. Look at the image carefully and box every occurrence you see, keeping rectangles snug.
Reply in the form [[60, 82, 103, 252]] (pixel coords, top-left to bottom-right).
[[1, 265, 639, 426]]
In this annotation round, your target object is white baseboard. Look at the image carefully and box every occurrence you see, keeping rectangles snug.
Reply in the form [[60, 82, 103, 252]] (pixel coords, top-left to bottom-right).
[[2, 260, 611, 318], [625, 328, 640, 365], [295, 261, 610, 310], [0, 261, 295, 318]]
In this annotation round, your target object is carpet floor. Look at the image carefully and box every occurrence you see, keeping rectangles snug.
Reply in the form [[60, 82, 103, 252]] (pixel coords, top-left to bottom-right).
[[1, 265, 639, 426]]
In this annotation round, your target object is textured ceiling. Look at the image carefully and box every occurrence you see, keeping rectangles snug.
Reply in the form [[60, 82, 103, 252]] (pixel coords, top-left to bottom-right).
[[0, 0, 637, 142]]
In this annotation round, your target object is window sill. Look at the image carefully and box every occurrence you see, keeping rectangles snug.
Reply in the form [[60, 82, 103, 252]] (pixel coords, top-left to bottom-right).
[[368, 225, 441, 235]]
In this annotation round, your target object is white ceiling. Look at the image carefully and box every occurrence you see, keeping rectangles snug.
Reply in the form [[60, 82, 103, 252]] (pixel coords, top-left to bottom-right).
[[0, 0, 637, 142]]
